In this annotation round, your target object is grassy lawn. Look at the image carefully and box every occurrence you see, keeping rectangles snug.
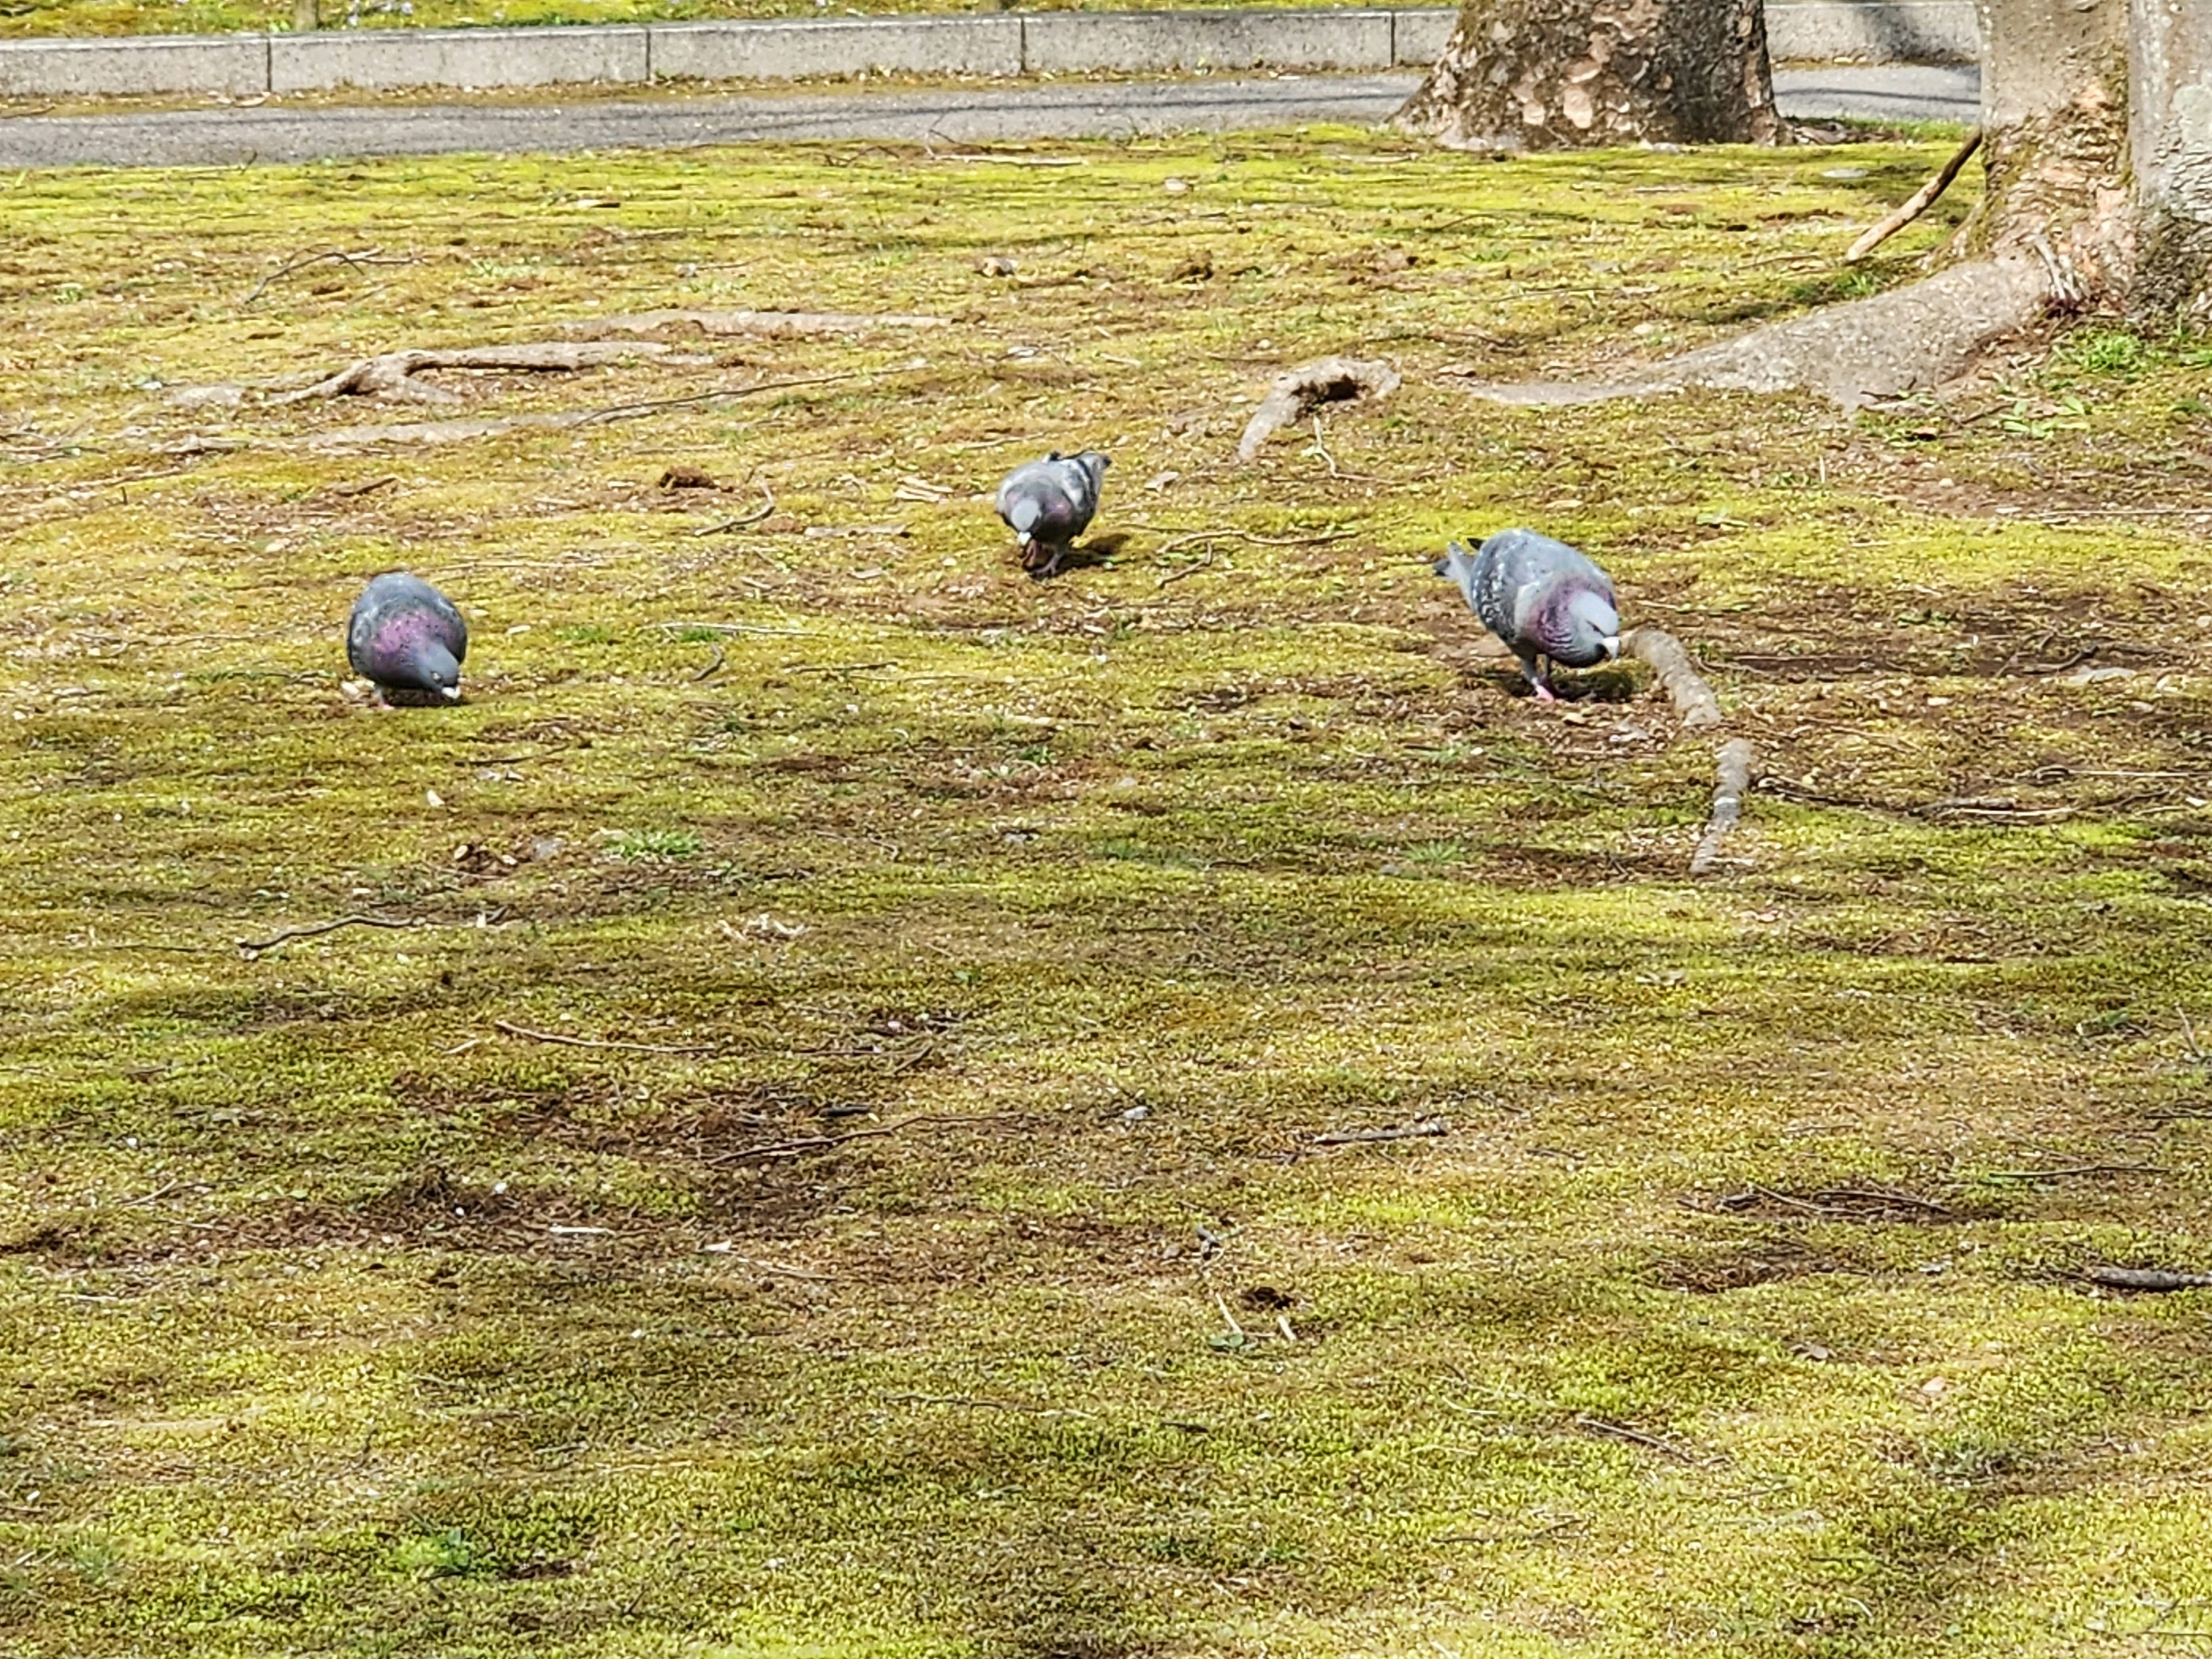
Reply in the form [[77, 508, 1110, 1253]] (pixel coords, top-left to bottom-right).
[[3, 127, 2211, 1657], [1, 0, 1391, 44]]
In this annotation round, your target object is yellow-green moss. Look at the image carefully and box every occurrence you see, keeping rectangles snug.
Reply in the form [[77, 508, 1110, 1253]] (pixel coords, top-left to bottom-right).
[[3, 130, 2212, 1658]]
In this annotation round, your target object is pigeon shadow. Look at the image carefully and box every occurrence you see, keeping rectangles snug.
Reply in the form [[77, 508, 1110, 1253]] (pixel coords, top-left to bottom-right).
[[1501, 664, 1639, 703], [1029, 532, 1130, 579]]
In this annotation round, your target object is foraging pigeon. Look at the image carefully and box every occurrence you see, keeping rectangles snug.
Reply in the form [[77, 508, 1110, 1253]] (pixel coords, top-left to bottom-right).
[[346, 572, 468, 704], [995, 450, 1109, 576], [1434, 529, 1620, 701]]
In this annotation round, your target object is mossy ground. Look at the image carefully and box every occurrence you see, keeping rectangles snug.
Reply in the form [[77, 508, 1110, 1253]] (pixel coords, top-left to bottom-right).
[[3, 127, 2212, 1658]]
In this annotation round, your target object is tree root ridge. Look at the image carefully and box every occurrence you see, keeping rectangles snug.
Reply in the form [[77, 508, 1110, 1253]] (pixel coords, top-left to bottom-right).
[[1236, 356, 1400, 463], [271, 340, 695, 406], [566, 309, 948, 340], [1467, 256, 2054, 410], [1691, 738, 1755, 880], [1622, 627, 1721, 730]]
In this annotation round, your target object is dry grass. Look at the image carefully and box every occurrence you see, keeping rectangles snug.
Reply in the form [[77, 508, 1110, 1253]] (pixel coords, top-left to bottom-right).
[[4, 127, 2212, 1658]]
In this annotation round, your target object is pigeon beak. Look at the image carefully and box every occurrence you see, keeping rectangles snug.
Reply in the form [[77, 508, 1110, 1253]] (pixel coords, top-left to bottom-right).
[[1602, 635, 1622, 661], [1016, 532, 1033, 548], [440, 685, 463, 702]]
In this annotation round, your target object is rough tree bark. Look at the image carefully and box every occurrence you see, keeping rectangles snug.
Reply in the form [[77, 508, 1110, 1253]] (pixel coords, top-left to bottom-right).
[[1457, 0, 2212, 405], [1392, 0, 1782, 151]]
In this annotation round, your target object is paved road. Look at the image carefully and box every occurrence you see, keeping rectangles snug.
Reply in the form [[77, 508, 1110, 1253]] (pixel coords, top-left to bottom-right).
[[0, 64, 1976, 169]]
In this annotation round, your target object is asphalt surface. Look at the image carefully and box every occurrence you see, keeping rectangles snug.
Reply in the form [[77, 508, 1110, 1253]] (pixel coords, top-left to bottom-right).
[[0, 63, 1977, 169]]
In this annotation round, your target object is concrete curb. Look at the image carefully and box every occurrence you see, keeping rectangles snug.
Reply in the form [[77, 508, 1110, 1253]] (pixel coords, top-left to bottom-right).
[[0, 2, 1976, 99]]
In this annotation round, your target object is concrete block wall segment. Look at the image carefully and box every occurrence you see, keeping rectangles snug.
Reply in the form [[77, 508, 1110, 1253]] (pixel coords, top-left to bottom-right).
[[1763, 0, 1976, 63], [1020, 7, 1395, 74], [1389, 9, 1455, 67], [270, 22, 646, 91], [0, 2, 1980, 103], [0, 33, 268, 97], [650, 16, 1020, 81]]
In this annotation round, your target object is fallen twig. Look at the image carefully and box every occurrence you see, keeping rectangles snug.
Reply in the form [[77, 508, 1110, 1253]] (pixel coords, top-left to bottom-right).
[[1236, 357, 1400, 464], [691, 641, 726, 682], [1572, 1415, 1709, 1464], [878, 1393, 1097, 1415], [236, 913, 420, 956], [2086, 1265, 2212, 1293], [712, 1112, 1021, 1165], [1844, 128, 1983, 264], [692, 485, 778, 536], [240, 245, 404, 308], [492, 1019, 714, 1055], [1307, 1119, 1450, 1147], [1691, 737, 1756, 879], [325, 473, 398, 498], [1155, 551, 1215, 588], [700, 1245, 833, 1281], [1982, 1162, 2168, 1181]]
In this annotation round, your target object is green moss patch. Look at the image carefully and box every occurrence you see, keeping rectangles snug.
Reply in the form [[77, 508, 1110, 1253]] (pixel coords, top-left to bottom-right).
[[3, 130, 2212, 1657]]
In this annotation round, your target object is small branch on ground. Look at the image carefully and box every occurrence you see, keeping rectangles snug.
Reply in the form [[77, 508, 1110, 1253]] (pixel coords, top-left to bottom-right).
[[2086, 1265, 2212, 1293], [692, 486, 778, 536], [1845, 128, 1984, 263], [1572, 1415, 1712, 1464], [1237, 357, 1401, 463], [566, 309, 948, 340], [1982, 1162, 2168, 1181], [1306, 1119, 1451, 1147], [271, 341, 694, 406], [711, 1112, 1022, 1166], [240, 246, 408, 308], [491, 1020, 714, 1055], [1691, 737, 1756, 880], [236, 913, 420, 957]]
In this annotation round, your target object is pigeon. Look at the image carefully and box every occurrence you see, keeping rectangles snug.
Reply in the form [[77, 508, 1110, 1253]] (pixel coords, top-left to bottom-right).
[[1434, 529, 1620, 701], [995, 450, 1109, 577], [346, 572, 469, 704]]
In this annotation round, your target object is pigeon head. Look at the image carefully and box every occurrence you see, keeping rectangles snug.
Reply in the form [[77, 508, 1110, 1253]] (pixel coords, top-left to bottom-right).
[[392, 635, 464, 699], [1540, 583, 1622, 669], [1432, 540, 1481, 603]]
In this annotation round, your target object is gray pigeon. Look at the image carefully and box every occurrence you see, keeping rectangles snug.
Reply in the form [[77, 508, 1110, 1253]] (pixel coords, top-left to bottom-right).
[[347, 572, 468, 704], [995, 450, 1109, 577], [1434, 529, 1620, 701]]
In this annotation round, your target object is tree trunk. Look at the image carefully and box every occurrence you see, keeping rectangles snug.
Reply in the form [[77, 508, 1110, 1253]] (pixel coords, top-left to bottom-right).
[[1455, 0, 2212, 407], [1955, 0, 2212, 323], [2127, 0, 2212, 322], [1392, 0, 1782, 151]]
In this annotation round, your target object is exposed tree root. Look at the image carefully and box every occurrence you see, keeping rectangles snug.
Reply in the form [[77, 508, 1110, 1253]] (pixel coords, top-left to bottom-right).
[[1622, 626, 1722, 730], [1237, 357, 1401, 463], [1618, 627, 1745, 877], [312, 413, 588, 447], [567, 309, 948, 340], [271, 341, 695, 406], [303, 370, 870, 447], [1468, 256, 2052, 410], [1691, 738, 1756, 880], [1846, 128, 1983, 264]]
